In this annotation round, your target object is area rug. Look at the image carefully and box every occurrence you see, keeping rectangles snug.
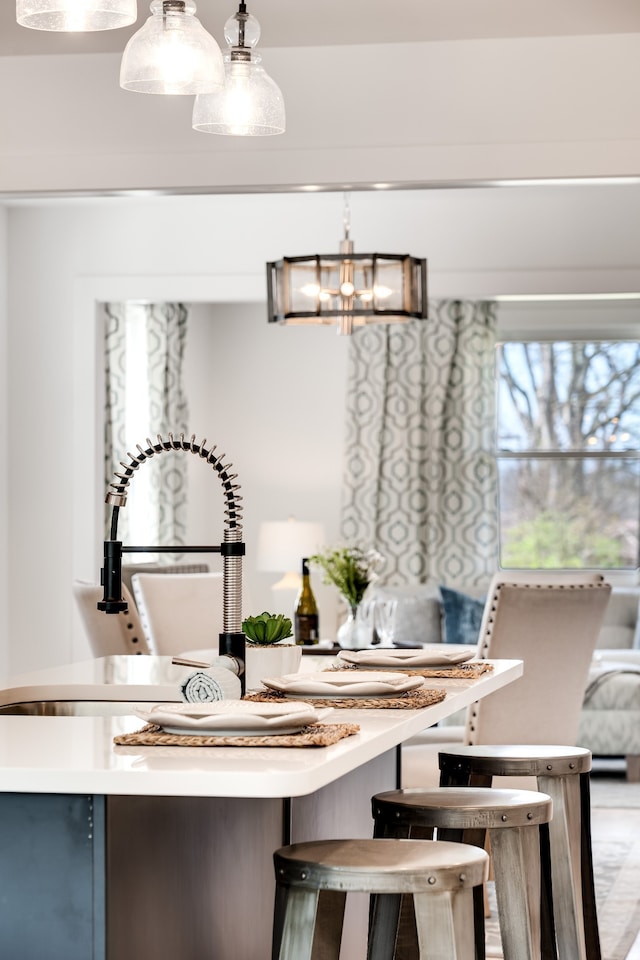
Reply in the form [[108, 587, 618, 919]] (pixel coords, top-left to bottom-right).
[[485, 774, 640, 960]]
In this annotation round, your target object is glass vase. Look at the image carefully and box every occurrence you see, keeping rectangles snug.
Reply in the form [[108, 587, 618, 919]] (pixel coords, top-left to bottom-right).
[[336, 604, 360, 649]]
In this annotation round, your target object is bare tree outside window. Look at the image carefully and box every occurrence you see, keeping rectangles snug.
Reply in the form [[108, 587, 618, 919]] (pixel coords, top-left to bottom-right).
[[497, 341, 640, 569]]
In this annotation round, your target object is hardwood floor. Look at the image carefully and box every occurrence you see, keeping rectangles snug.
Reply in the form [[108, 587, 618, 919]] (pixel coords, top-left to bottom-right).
[[627, 931, 640, 960], [582, 762, 640, 960]]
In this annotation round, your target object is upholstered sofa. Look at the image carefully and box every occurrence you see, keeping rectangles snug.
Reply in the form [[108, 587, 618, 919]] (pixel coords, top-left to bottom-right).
[[370, 581, 640, 780], [577, 587, 640, 780]]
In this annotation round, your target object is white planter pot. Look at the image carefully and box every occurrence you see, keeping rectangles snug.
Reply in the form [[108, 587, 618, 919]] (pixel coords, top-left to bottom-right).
[[245, 642, 302, 691]]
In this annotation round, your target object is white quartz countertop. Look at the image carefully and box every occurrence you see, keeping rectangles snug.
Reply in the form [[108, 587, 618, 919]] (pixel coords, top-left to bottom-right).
[[0, 656, 522, 798]]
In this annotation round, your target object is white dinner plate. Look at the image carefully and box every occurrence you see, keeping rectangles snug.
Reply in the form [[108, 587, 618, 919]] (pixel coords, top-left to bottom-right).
[[337, 648, 475, 669], [261, 671, 424, 698], [134, 700, 332, 736]]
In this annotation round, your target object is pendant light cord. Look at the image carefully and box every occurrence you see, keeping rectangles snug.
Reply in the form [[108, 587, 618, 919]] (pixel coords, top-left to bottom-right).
[[237, 0, 247, 46], [343, 191, 351, 241]]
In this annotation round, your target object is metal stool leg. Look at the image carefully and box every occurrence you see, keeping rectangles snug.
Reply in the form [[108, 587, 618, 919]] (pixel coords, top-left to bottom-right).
[[489, 824, 542, 960], [579, 772, 602, 960], [413, 888, 477, 960], [274, 887, 346, 960], [370, 812, 435, 960], [539, 774, 587, 960], [368, 892, 402, 960], [437, 827, 486, 960], [275, 886, 320, 960]]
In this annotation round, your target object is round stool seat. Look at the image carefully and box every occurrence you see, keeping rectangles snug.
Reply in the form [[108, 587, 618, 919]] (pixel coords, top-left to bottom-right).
[[439, 744, 592, 780], [373, 787, 552, 831], [275, 837, 488, 893]]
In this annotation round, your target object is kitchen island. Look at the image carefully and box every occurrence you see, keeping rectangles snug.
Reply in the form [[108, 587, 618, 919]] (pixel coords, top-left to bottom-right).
[[0, 655, 522, 960]]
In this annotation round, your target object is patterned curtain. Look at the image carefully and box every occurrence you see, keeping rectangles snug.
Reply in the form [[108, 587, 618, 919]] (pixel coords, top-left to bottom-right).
[[341, 300, 499, 589], [103, 302, 189, 549]]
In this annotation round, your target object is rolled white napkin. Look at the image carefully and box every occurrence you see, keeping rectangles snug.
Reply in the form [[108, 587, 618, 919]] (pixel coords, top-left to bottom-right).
[[180, 667, 241, 703]]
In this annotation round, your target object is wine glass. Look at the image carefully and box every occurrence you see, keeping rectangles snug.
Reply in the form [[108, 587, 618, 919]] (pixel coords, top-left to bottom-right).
[[355, 598, 376, 647], [374, 598, 398, 647]]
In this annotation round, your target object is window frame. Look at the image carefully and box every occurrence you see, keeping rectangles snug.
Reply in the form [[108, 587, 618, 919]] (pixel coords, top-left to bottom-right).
[[494, 300, 640, 573]]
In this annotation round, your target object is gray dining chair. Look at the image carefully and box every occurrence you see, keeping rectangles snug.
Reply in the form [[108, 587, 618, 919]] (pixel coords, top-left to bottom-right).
[[402, 572, 612, 789]]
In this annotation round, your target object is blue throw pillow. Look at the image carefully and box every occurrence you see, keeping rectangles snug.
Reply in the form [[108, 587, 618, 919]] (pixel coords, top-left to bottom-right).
[[439, 586, 485, 645]]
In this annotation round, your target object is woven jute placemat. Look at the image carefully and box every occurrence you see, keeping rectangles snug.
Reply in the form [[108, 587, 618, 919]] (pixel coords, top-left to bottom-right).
[[332, 663, 494, 680], [113, 722, 360, 749], [243, 688, 447, 710], [387, 663, 493, 679]]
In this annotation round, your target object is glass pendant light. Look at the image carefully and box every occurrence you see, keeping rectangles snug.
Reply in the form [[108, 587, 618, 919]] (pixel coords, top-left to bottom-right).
[[192, 1, 285, 137], [120, 0, 224, 95], [17, 0, 137, 31]]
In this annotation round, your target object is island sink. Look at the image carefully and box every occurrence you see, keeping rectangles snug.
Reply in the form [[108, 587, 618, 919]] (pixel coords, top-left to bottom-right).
[[0, 655, 221, 717], [0, 699, 148, 717]]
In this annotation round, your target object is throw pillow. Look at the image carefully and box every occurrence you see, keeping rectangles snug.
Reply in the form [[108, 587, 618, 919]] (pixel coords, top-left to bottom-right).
[[439, 586, 485, 645]]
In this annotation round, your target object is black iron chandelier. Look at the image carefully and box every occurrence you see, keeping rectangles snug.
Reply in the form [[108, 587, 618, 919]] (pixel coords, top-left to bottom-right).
[[266, 195, 427, 336]]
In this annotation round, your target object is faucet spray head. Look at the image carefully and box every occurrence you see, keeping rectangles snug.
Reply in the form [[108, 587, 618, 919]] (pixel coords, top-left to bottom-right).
[[97, 539, 128, 614]]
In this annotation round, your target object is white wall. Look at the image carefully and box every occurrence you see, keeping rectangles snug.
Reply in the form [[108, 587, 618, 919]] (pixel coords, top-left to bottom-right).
[[184, 302, 349, 634], [0, 33, 638, 193], [4, 183, 640, 674]]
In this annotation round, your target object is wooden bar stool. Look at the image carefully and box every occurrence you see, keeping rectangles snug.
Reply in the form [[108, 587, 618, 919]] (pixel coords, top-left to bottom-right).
[[272, 837, 489, 960], [438, 745, 598, 960], [372, 787, 554, 960]]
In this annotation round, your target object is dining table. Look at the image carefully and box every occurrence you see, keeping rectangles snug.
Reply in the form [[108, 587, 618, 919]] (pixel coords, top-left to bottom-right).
[[0, 652, 522, 960]]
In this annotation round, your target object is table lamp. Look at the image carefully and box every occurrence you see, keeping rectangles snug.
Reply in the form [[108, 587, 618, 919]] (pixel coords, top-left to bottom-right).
[[257, 517, 325, 596]]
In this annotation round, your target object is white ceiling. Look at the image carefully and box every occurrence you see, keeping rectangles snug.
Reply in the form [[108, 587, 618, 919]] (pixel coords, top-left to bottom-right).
[[3, 0, 640, 56]]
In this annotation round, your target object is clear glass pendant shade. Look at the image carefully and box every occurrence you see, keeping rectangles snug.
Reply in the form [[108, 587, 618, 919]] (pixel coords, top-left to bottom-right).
[[192, 4, 285, 136], [120, 0, 224, 95], [192, 55, 285, 136], [17, 0, 137, 31]]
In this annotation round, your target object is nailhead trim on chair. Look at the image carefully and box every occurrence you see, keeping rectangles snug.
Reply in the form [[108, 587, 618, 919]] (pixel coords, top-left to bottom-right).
[[479, 581, 608, 658]]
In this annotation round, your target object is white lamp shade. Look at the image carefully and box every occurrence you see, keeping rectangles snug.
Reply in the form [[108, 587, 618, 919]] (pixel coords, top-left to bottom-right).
[[257, 519, 325, 575], [120, 0, 224, 95], [17, 0, 137, 30], [193, 56, 285, 137]]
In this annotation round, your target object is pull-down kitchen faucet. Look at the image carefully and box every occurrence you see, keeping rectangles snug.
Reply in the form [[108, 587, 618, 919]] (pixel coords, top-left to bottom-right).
[[98, 433, 246, 689]]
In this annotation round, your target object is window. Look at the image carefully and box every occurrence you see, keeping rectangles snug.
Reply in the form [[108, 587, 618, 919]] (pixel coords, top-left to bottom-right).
[[496, 340, 640, 569]]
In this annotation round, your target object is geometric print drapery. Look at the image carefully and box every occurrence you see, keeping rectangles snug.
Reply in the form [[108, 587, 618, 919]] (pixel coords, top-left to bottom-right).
[[103, 302, 190, 550], [341, 300, 499, 589]]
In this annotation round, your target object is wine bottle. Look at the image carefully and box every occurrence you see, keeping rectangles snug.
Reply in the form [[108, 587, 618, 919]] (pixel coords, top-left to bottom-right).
[[295, 558, 319, 645]]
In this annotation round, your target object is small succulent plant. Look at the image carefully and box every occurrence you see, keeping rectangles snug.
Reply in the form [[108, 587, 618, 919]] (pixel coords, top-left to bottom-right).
[[242, 611, 293, 646]]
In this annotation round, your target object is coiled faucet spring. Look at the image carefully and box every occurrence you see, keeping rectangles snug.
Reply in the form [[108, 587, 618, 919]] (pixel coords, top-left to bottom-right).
[[99, 432, 246, 687]]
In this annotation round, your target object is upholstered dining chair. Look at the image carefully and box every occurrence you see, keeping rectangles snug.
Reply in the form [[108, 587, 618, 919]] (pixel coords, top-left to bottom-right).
[[131, 571, 225, 656], [120, 561, 209, 601], [73, 580, 151, 656], [401, 572, 612, 789]]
